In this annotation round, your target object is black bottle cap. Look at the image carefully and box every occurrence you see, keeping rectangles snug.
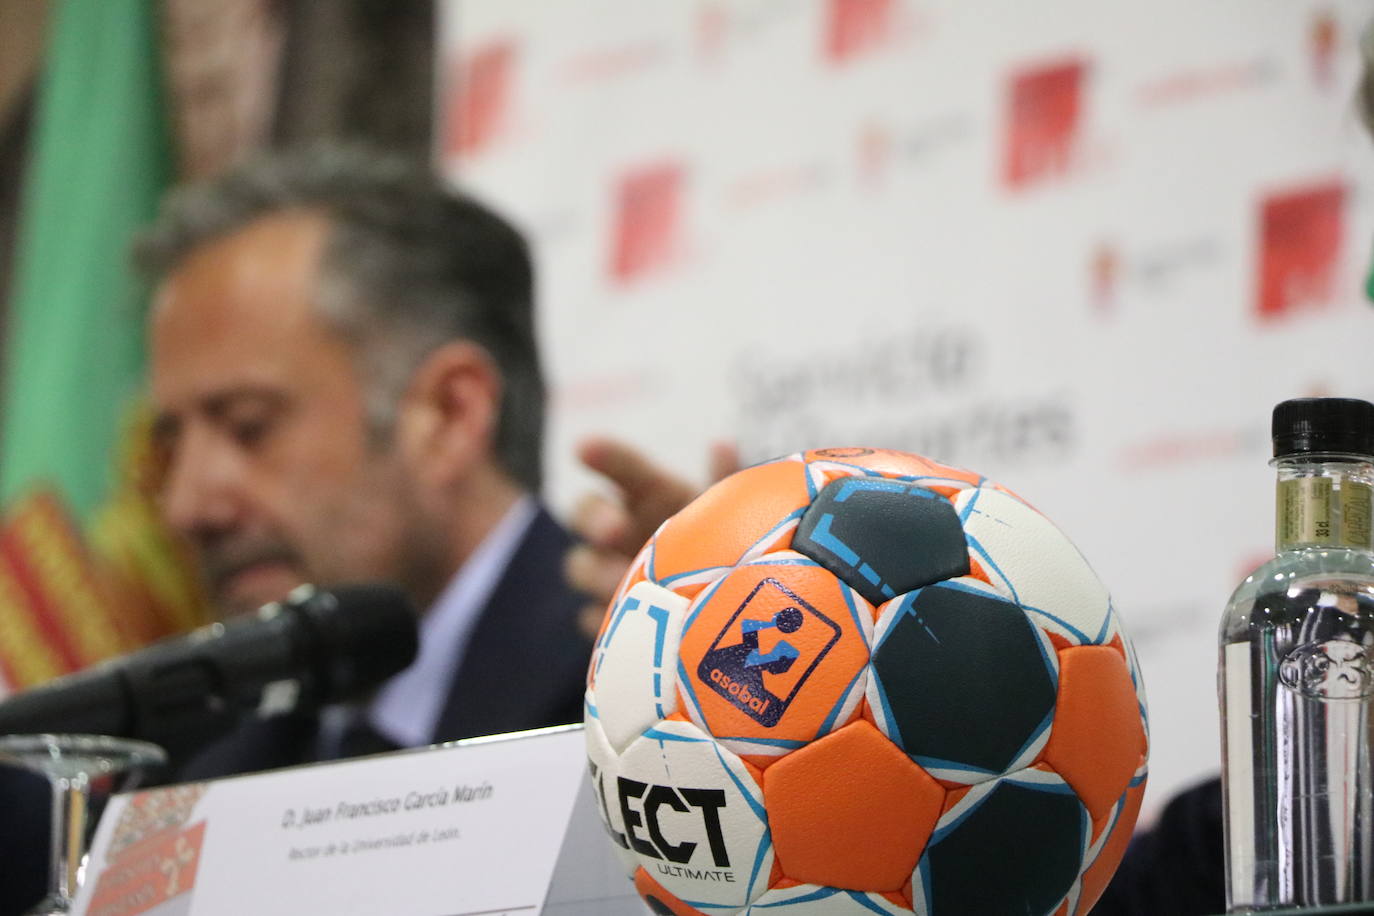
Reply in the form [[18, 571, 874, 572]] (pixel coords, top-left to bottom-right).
[[1272, 398, 1374, 458]]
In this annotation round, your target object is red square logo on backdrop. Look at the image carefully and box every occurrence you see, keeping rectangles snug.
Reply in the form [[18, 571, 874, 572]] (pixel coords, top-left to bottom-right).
[[609, 164, 683, 283], [1257, 181, 1345, 319], [825, 0, 894, 63], [443, 40, 515, 159], [1003, 58, 1087, 190]]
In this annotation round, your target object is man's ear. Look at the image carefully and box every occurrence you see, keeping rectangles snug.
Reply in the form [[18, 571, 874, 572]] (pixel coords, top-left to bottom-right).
[[399, 340, 503, 487]]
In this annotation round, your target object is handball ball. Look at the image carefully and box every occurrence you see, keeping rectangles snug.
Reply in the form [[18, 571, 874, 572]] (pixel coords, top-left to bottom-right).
[[584, 447, 1148, 916]]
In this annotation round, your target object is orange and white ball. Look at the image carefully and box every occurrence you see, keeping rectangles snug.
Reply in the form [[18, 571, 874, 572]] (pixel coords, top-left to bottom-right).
[[585, 448, 1148, 915]]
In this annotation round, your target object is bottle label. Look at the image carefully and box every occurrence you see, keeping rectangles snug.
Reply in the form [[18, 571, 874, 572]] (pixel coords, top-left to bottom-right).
[[1342, 480, 1373, 546], [1278, 477, 1333, 545], [1276, 478, 1374, 548]]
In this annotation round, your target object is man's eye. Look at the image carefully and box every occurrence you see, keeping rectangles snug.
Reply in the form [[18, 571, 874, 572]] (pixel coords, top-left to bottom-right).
[[227, 415, 272, 448], [209, 394, 286, 450]]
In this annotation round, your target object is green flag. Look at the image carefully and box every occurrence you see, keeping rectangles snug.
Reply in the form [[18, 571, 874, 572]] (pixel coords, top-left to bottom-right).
[[0, 0, 171, 520]]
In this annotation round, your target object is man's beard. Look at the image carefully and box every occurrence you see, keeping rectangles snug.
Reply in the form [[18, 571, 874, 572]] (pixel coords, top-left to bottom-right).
[[198, 535, 305, 617], [198, 515, 451, 621]]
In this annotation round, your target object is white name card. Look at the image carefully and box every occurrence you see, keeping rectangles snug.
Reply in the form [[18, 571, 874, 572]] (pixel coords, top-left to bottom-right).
[[71, 725, 637, 916]]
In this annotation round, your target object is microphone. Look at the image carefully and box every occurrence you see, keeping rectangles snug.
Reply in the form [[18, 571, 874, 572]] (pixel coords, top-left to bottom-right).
[[0, 584, 419, 757]]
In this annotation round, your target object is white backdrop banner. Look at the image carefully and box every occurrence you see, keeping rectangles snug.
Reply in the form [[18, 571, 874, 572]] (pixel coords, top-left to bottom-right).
[[436, 0, 1374, 820]]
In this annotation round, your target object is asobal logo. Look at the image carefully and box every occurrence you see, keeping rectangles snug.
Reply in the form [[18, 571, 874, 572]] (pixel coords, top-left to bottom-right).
[[697, 577, 841, 727], [588, 762, 733, 876]]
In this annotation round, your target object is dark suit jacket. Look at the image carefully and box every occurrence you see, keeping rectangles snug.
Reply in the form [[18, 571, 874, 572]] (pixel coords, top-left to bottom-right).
[[0, 506, 591, 915], [179, 506, 591, 780]]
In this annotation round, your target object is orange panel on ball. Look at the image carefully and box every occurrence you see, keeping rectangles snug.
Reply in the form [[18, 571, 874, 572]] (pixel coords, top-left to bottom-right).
[[633, 868, 709, 916], [652, 459, 811, 584], [763, 720, 943, 891], [1074, 780, 1147, 915], [679, 561, 872, 748], [1040, 645, 1147, 822]]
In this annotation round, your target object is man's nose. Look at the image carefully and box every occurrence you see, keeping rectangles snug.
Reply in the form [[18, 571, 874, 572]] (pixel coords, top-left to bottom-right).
[[158, 427, 245, 538]]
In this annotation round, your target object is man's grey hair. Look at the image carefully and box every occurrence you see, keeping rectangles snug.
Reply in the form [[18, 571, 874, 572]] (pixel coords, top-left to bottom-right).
[[137, 144, 544, 493]]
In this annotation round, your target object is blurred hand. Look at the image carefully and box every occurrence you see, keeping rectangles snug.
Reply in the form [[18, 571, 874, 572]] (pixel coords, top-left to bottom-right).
[[568, 437, 740, 639]]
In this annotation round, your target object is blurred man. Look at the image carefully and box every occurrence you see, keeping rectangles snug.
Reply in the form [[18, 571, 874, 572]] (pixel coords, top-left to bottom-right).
[[1, 144, 590, 916], [137, 146, 590, 775]]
